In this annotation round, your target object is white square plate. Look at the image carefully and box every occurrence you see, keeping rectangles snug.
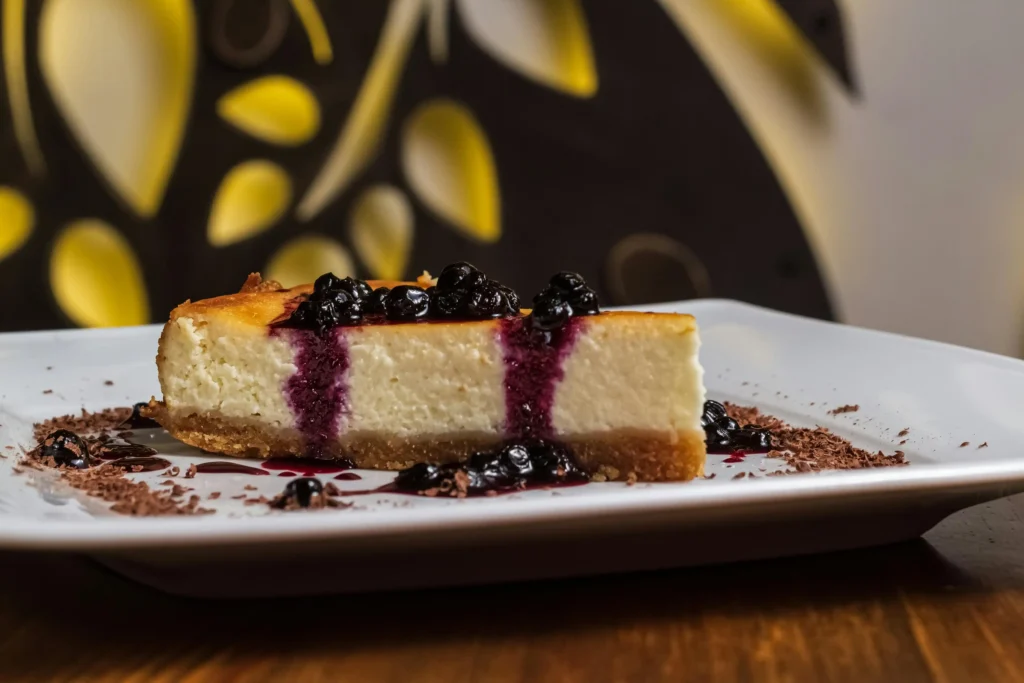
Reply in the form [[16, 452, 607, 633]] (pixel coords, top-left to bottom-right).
[[2, 300, 1023, 597]]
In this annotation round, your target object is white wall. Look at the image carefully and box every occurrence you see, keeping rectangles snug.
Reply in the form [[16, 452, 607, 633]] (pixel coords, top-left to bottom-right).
[[667, 0, 1024, 356]]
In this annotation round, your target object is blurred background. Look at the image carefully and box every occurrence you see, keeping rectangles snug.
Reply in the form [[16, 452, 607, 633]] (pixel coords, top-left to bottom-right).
[[0, 0, 1021, 357]]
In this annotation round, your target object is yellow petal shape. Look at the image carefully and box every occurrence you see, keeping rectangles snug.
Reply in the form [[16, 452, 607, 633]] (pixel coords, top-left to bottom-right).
[[455, 0, 597, 97], [217, 75, 321, 146], [350, 184, 413, 281], [401, 99, 500, 243], [266, 235, 355, 288], [4, 0, 45, 176], [50, 220, 149, 327], [297, 0, 424, 221], [208, 160, 292, 247], [0, 187, 34, 261], [39, 0, 195, 218], [289, 0, 333, 65]]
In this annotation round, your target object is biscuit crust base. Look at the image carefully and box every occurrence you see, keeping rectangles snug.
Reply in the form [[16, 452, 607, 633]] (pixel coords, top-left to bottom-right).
[[149, 405, 706, 482]]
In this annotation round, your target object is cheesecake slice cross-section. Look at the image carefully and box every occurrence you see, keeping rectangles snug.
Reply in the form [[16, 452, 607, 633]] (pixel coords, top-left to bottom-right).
[[153, 274, 706, 481]]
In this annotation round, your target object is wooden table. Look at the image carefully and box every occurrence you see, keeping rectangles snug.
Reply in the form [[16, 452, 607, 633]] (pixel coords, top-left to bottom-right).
[[2, 494, 1024, 683]]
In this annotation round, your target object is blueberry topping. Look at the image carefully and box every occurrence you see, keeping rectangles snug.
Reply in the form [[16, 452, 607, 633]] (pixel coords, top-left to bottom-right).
[[464, 280, 514, 319], [339, 276, 373, 301], [391, 439, 586, 496], [40, 429, 92, 469], [120, 402, 160, 429], [527, 441, 580, 482], [530, 294, 572, 331], [394, 462, 443, 490], [437, 262, 479, 291], [314, 272, 344, 292], [567, 287, 600, 316], [286, 265, 524, 328], [430, 289, 465, 318], [280, 477, 323, 508], [700, 400, 775, 452], [385, 285, 431, 321], [365, 286, 390, 314], [498, 442, 533, 478], [701, 400, 728, 426], [528, 273, 600, 332], [286, 273, 375, 331], [549, 271, 587, 294]]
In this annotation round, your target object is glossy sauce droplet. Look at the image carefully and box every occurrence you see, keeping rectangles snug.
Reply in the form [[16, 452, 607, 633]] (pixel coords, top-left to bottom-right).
[[194, 461, 269, 475]]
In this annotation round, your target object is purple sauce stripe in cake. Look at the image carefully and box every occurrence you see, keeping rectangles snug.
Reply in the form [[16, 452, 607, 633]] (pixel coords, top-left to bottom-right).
[[499, 316, 584, 439], [271, 327, 351, 458]]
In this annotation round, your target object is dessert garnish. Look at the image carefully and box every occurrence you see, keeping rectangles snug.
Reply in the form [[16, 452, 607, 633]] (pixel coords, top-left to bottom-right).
[[390, 439, 587, 497], [529, 270, 600, 331], [39, 429, 92, 469], [701, 400, 773, 453], [279, 262, 523, 331]]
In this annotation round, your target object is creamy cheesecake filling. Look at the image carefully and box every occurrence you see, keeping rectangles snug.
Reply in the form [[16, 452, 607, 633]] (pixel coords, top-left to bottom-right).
[[161, 313, 705, 451]]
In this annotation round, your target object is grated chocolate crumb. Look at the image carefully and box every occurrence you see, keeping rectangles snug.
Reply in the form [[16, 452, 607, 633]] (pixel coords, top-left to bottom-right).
[[979, 442, 989, 449], [733, 472, 747, 480], [727, 402, 906, 473], [960, 442, 970, 448], [103, 380, 114, 386], [898, 428, 910, 437], [208, 491, 221, 500], [244, 484, 257, 491], [828, 404, 859, 416], [184, 463, 197, 479]]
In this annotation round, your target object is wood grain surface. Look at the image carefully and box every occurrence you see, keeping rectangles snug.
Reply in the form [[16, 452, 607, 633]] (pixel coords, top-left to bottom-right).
[[3, 493, 1024, 683]]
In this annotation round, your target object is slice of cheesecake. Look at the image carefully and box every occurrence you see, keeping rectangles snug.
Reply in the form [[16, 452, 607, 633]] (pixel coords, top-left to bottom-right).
[[152, 269, 706, 481]]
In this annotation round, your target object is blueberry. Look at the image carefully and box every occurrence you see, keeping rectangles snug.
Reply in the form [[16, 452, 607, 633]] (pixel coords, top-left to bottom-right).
[[733, 428, 773, 451], [40, 429, 92, 469], [549, 271, 587, 293], [282, 477, 323, 508], [337, 277, 372, 301], [532, 286, 562, 307], [528, 441, 581, 482], [463, 281, 508, 319], [394, 462, 443, 490], [314, 272, 344, 292], [702, 400, 728, 424], [530, 295, 572, 331], [437, 262, 479, 291], [567, 288, 600, 316], [706, 425, 733, 450], [498, 442, 533, 478], [121, 402, 160, 429], [385, 285, 431, 321], [719, 417, 739, 432], [430, 289, 464, 318], [333, 298, 364, 325], [500, 285, 520, 314], [365, 287, 390, 314], [468, 451, 499, 471]]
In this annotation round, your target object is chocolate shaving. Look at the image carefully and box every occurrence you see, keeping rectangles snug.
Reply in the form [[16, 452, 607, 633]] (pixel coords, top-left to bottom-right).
[[979, 442, 989, 449], [960, 442, 970, 448], [898, 428, 910, 437], [32, 406, 132, 442], [725, 403, 906, 473], [184, 463, 197, 479], [828, 404, 859, 416]]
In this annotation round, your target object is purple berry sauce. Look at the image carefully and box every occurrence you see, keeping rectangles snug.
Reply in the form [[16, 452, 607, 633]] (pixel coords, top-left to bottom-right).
[[271, 327, 351, 459], [499, 316, 584, 439]]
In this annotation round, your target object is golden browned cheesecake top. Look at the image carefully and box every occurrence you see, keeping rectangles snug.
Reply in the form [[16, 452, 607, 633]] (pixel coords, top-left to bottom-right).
[[167, 273, 696, 332]]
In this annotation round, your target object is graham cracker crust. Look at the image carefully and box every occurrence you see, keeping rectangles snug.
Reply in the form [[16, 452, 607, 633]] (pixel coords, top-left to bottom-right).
[[149, 404, 705, 482]]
